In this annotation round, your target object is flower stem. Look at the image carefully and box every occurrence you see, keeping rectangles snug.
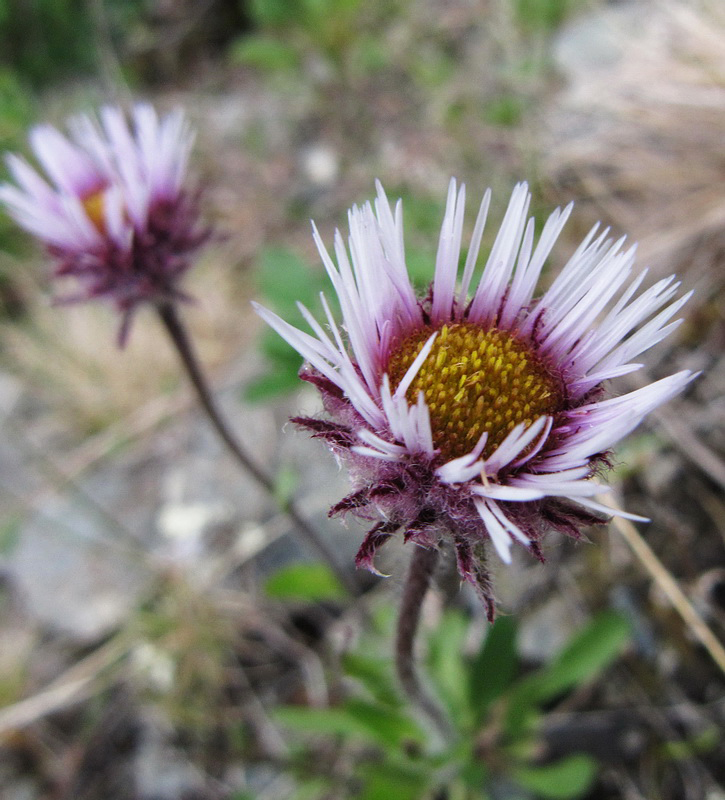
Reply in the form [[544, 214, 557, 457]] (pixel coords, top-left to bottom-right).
[[396, 545, 452, 738], [157, 301, 358, 595]]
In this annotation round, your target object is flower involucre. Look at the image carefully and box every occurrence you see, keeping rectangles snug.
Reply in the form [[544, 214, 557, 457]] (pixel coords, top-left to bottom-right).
[[254, 180, 693, 617], [0, 103, 208, 342]]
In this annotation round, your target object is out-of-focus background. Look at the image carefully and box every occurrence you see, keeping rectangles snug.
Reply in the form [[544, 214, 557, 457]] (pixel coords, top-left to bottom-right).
[[0, 1, 724, 798]]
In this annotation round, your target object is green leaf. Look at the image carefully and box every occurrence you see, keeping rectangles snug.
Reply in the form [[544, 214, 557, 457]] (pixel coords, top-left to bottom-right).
[[459, 760, 490, 791], [243, 369, 301, 401], [260, 327, 304, 362], [274, 705, 373, 739], [469, 616, 518, 722], [503, 682, 544, 741], [264, 562, 346, 602], [660, 725, 720, 760], [512, 754, 597, 799], [404, 247, 433, 289], [342, 651, 401, 707], [343, 698, 424, 747], [249, 0, 297, 26], [257, 246, 323, 312], [249, 246, 335, 400], [356, 760, 430, 800], [534, 611, 631, 701], [504, 612, 630, 740], [427, 609, 470, 721], [274, 699, 423, 748], [274, 463, 298, 507]]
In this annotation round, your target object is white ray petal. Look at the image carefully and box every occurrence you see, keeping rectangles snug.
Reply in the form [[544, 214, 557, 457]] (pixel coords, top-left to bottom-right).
[[474, 498, 515, 563]]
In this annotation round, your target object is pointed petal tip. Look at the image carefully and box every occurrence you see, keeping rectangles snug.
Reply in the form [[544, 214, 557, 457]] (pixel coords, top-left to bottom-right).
[[362, 562, 391, 578]]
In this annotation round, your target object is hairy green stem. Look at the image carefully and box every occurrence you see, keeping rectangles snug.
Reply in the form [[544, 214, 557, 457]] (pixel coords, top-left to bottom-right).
[[396, 545, 452, 738]]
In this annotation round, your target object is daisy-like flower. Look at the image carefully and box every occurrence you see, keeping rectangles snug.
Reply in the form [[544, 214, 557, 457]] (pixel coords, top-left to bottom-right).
[[254, 180, 693, 618], [0, 103, 208, 342]]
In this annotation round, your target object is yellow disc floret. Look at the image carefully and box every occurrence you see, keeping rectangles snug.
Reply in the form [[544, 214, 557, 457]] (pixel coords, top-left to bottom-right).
[[386, 323, 563, 461], [82, 189, 106, 232]]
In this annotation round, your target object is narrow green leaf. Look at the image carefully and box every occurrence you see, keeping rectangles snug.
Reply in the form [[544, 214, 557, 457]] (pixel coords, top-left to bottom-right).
[[534, 611, 631, 700], [264, 562, 346, 602], [427, 609, 470, 720], [274, 705, 375, 740], [356, 761, 430, 800], [469, 616, 518, 722], [512, 754, 597, 799], [343, 698, 425, 747], [274, 699, 423, 748], [503, 680, 544, 741], [342, 651, 401, 707], [504, 612, 630, 740]]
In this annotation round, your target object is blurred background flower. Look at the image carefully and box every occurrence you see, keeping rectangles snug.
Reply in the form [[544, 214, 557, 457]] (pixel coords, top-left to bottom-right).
[[1, 104, 208, 342]]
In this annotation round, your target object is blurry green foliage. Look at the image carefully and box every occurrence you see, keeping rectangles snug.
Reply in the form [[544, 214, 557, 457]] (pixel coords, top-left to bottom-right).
[[272, 607, 632, 799], [610, 432, 662, 481], [245, 245, 335, 401], [0, 66, 36, 316], [231, 0, 400, 80], [0, 513, 21, 555], [660, 726, 720, 761], [469, 614, 518, 721], [273, 461, 299, 508], [0, 67, 33, 147], [408, 42, 457, 90], [0, 0, 144, 87], [265, 561, 346, 602], [513, 755, 597, 799], [483, 93, 526, 127], [514, 0, 589, 33], [230, 34, 300, 71]]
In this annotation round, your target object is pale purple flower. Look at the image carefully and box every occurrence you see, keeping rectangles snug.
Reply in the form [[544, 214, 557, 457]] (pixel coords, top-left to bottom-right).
[[0, 103, 208, 342], [255, 180, 694, 617]]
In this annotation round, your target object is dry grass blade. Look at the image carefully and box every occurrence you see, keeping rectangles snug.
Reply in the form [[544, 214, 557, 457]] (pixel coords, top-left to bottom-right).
[[651, 406, 725, 494], [0, 638, 127, 736], [600, 495, 725, 676], [544, 0, 725, 279]]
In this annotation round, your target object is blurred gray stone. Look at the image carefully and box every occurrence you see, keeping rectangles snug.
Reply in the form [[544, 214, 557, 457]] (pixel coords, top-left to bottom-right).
[[517, 595, 578, 663], [134, 713, 206, 800], [6, 487, 152, 643], [553, 1, 641, 76]]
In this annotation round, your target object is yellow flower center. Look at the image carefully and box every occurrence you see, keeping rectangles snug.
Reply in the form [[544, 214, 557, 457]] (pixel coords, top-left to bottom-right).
[[386, 323, 564, 461], [82, 189, 106, 232]]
